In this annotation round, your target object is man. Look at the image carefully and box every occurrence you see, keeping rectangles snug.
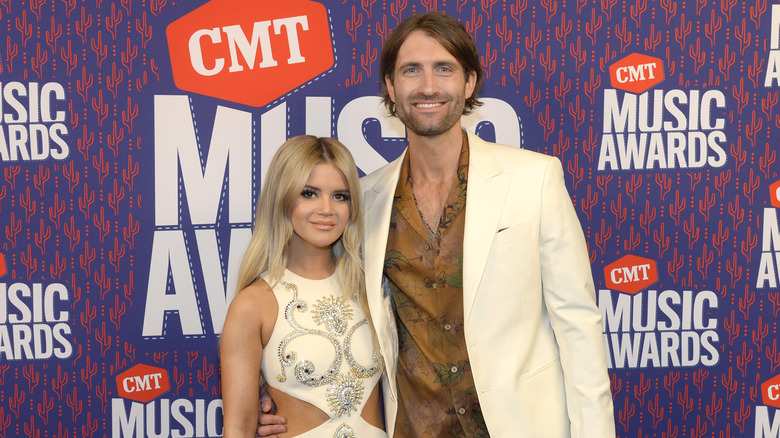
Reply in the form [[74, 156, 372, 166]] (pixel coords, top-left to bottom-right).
[[258, 11, 615, 437]]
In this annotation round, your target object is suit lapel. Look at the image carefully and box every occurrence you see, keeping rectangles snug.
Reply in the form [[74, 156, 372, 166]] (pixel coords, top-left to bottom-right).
[[362, 152, 405, 398], [462, 131, 512, 323], [363, 132, 513, 382], [363, 153, 404, 312]]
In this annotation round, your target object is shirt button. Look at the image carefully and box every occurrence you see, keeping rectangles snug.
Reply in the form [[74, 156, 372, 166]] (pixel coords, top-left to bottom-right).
[[425, 244, 431, 250], [451, 366, 458, 373], [458, 408, 466, 415], [432, 283, 438, 289], [444, 324, 452, 331]]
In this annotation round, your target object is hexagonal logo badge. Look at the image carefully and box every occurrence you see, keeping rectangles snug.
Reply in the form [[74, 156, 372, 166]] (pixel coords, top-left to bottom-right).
[[604, 254, 658, 294], [761, 373, 780, 409], [770, 179, 780, 208], [167, 0, 334, 107], [116, 364, 170, 403], [609, 53, 664, 94]]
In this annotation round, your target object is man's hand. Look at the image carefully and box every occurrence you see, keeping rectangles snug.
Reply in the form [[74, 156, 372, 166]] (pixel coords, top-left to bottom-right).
[[255, 390, 287, 438]]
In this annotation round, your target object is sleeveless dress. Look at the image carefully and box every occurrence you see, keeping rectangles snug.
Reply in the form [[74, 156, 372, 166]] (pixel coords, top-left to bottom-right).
[[261, 269, 387, 438]]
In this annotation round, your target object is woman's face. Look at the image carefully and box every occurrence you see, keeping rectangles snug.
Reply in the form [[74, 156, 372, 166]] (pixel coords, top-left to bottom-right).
[[288, 162, 351, 254]]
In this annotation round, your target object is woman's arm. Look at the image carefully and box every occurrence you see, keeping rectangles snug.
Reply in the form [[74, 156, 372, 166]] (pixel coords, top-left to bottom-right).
[[221, 281, 278, 438]]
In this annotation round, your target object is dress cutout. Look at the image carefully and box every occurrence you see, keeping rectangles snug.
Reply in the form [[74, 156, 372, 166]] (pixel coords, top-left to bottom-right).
[[261, 270, 386, 438]]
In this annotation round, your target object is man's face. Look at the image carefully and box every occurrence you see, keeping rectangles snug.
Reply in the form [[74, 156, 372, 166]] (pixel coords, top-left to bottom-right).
[[385, 30, 476, 137]]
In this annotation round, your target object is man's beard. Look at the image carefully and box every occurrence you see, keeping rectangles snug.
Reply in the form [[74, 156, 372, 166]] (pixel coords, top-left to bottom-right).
[[395, 93, 466, 137]]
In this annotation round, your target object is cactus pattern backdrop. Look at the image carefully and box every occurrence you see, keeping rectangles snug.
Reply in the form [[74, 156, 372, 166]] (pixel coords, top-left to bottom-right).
[[0, 0, 779, 436]]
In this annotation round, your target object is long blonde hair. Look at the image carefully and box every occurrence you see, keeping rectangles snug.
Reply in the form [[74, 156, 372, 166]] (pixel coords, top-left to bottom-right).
[[236, 136, 366, 309]]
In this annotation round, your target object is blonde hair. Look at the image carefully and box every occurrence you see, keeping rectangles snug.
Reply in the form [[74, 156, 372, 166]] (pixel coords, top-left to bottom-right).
[[236, 135, 366, 310]]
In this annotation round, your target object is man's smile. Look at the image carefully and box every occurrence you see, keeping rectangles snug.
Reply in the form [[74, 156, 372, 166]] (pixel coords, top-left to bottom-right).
[[414, 102, 444, 108]]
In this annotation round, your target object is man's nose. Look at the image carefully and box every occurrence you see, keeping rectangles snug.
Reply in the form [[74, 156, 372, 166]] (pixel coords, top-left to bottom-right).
[[419, 70, 437, 94]]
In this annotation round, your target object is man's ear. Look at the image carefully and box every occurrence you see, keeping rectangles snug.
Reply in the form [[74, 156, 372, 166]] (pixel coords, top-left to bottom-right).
[[385, 74, 396, 102], [465, 70, 477, 99]]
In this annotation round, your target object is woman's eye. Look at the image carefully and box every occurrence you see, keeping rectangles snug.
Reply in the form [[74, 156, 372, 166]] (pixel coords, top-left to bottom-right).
[[301, 190, 317, 198], [334, 193, 350, 202]]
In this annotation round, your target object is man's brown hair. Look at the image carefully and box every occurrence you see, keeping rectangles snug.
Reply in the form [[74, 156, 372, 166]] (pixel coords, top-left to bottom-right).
[[380, 11, 483, 116]]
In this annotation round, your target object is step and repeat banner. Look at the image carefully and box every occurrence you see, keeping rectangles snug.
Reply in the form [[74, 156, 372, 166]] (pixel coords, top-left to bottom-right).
[[1, 0, 779, 436]]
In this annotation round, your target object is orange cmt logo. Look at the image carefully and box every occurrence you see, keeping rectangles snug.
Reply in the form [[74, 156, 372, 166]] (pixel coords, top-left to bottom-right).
[[0, 252, 6, 277], [762, 374, 780, 409], [116, 364, 170, 403], [167, 0, 334, 107], [609, 53, 664, 94], [771, 179, 780, 208], [604, 255, 658, 294]]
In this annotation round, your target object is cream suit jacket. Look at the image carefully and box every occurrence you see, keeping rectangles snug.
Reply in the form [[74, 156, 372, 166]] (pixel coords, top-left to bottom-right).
[[360, 130, 616, 437]]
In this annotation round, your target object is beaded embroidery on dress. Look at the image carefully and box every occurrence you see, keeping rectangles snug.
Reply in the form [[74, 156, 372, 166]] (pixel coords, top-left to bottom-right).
[[261, 270, 387, 438]]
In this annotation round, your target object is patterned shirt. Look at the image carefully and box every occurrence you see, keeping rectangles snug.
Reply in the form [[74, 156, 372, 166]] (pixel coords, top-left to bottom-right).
[[384, 133, 490, 438]]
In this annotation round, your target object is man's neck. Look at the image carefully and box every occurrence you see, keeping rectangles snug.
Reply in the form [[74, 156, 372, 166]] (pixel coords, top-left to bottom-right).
[[407, 125, 464, 183], [406, 125, 464, 233]]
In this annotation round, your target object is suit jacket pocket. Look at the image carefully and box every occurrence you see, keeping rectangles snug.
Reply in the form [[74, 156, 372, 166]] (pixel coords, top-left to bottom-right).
[[492, 223, 528, 251]]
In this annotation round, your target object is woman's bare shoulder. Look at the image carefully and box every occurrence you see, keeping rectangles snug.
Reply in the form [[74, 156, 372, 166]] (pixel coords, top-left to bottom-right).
[[227, 279, 277, 323], [237, 278, 274, 300]]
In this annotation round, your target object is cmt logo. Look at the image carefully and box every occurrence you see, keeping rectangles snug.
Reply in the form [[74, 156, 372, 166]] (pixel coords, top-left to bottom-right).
[[116, 364, 170, 403], [167, 0, 334, 107], [762, 373, 780, 409], [771, 179, 780, 208], [604, 255, 658, 294], [609, 53, 664, 94]]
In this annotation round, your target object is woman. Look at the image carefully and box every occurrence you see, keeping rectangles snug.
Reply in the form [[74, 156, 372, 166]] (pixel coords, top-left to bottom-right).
[[221, 136, 386, 438]]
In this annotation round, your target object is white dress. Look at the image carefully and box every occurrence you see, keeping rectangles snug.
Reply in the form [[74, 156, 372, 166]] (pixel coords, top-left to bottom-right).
[[260, 270, 387, 438]]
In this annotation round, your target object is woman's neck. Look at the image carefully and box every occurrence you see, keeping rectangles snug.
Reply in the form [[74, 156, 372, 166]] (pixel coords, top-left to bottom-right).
[[286, 244, 336, 280]]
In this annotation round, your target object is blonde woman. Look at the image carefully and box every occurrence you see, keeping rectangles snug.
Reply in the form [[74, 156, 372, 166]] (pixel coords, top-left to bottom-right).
[[221, 136, 385, 438]]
